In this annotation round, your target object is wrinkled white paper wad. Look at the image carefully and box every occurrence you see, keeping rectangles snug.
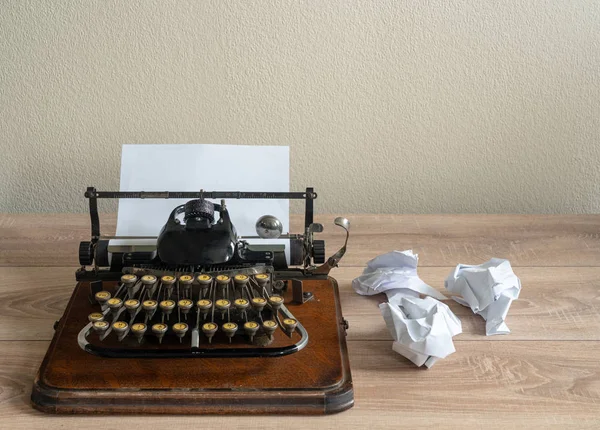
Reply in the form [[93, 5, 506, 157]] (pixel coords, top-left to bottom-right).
[[352, 250, 462, 368], [445, 258, 521, 336]]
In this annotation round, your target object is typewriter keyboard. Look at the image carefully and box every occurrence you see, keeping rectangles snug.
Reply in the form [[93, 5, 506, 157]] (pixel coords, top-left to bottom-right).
[[81, 272, 304, 353]]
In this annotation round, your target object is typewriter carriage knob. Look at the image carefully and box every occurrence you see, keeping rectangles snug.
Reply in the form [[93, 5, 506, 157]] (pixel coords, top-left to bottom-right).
[[183, 199, 215, 229], [255, 215, 283, 239]]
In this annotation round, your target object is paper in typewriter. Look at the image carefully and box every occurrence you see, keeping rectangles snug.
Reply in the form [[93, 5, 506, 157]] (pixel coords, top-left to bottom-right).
[[111, 144, 290, 259]]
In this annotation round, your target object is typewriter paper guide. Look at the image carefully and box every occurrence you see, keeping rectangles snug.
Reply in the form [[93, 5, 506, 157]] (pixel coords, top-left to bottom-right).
[[111, 144, 290, 254]]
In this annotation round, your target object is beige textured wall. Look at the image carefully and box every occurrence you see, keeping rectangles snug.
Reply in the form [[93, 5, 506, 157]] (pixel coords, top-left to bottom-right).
[[1, 1, 599, 214]]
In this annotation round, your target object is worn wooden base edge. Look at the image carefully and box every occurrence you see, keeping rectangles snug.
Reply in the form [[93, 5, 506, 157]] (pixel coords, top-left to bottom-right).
[[31, 376, 354, 415]]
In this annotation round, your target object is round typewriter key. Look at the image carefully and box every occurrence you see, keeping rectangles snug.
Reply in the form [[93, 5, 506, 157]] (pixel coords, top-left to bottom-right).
[[216, 299, 231, 309], [107, 297, 123, 312], [161, 275, 176, 298], [121, 274, 137, 284], [196, 299, 212, 315], [141, 274, 157, 285], [179, 275, 193, 284], [216, 299, 231, 318], [196, 274, 212, 286], [92, 320, 109, 334], [251, 297, 267, 312], [243, 321, 259, 341], [178, 299, 193, 316], [131, 322, 147, 343], [234, 298, 249, 313], [262, 320, 278, 338], [142, 299, 158, 314], [94, 291, 111, 305], [88, 312, 104, 323], [124, 299, 140, 315], [216, 275, 230, 285], [222, 322, 238, 342], [172, 322, 189, 341], [202, 322, 218, 343], [151, 323, 168, 344], [283, 318, 298, 333], [179, 275, 193, 298], [254, 273, 270, 286], [159, 300, 176, 318], [233, 274, 249, 286], [268, 295, 284, 311], [161, 275, 176, 285], [112, 321, 129, 336]]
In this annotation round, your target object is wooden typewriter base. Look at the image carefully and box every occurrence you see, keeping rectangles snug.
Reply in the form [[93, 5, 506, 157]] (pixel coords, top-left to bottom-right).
[[32, 277, 353, 414]]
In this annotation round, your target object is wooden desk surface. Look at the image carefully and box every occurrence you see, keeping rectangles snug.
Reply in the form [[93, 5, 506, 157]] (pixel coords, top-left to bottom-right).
[[1, 213, 599, 428]]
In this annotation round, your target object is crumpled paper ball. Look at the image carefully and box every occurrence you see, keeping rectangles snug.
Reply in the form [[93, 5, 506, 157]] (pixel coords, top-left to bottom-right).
[[445, 258, 521, 335]]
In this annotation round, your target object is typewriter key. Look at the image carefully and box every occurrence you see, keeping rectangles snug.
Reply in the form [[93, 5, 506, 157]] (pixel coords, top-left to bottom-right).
[[196, 299, 212, 317], [161, 275, 176, 298], [159, 300, 176, 319], [179, 275, 194, 297], [172, 322, 189, 342], [243, 321, 259, 342], [122, 274, 139, 298], [92, 320, 109, 334], [179, 275, 193, 285], [121, 274, 137, 284], [161, 275, 175, 284], [254, 273, 270, 287], [283, 318, 298, 333], [130, 322, 147, 343], [124, 299, 140, 317], [202, 322, 218, 343], [142, 299, 158, 317], [262, 320, 278, 339], [268, 295, 284, 311], [112, 321, 129, 340], [88, 312, 104, 323], [94, 291, 111, 305], [251, 297, 267, 312], [234, 298, 249, 312], [141, 274, 157, 284], [107, 297, 123, 313], [222, 322, 238, 343], [215, 299, 231, 318], [151, 323, 168, 344], [138, 274, 156, 296], [178, 299, 193, 317], [216, 275, 230, 286], [196, 274, 212, 286], [233, 274, 249, 286]]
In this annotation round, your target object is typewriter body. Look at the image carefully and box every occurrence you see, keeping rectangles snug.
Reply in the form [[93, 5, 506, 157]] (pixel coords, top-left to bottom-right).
[[32, 187, 353, 414]]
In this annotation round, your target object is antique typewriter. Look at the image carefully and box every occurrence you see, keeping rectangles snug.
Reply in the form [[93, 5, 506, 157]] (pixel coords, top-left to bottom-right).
[[32, 187, 353, 414]]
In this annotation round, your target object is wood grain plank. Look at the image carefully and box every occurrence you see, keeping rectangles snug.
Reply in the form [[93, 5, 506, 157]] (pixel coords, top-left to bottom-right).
[[2, 341, 599, 428], [2, 214, 600, 267], [2, 266, 599, 342]]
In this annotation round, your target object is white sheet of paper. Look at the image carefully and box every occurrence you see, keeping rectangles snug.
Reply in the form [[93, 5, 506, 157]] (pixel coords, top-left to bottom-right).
[[112, 144, 290, 256]]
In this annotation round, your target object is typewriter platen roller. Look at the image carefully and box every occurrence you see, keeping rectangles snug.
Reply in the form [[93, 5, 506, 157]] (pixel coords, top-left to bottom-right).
[[32, 188, 354, 414]]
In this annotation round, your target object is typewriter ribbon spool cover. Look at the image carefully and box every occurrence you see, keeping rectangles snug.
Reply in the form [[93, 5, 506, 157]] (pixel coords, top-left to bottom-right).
[[32, 145, 353, 414]]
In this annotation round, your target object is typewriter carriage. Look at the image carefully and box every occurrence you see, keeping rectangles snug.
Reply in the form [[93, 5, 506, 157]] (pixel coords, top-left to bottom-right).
[[78, 187, 350, 279]]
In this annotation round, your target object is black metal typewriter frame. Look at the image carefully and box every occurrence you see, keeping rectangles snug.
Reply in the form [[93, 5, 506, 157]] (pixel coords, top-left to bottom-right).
[[84, 186, 317, 245]]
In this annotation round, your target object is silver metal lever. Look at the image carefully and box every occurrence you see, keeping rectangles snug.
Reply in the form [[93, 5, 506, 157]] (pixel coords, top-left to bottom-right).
[[312, 217, 350, 275]]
